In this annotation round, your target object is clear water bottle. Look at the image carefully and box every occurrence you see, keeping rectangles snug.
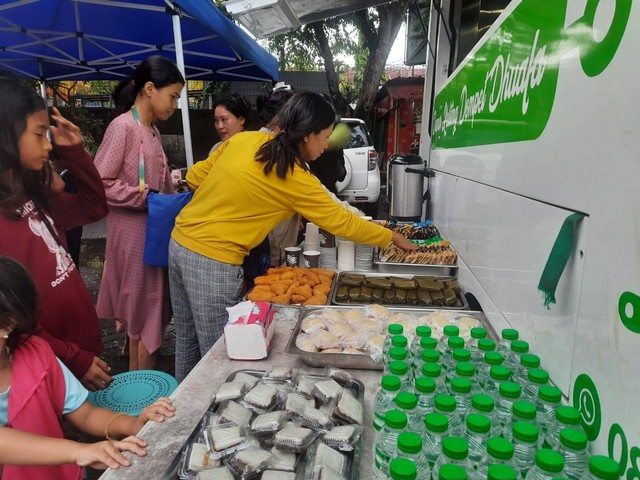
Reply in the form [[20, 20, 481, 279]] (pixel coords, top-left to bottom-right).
[[464, 413, 492, 467], [503, 400, 537, 440], [437, 325, 461, 354], [397, 432, 431, 480], [471, 394, 501, 437], [410, 325, 433, 358], [450, 378, 473, 420], [536, 386, 562, 433], [504, 340, 530, 371], [581, 455, 621, 480], [487, 464, 519, 480], [415, 348, 441, 375], [442, 336, 466, 361], [415, 376, 438, 417], [498, 328, 519, 354], [422, 362, 448, 394], [384, 324, 404, 351], [456, 361, 480, 394], [395, 391, 423, 434], [478, 352, 506, 389], [421, 336, 439, 352], [389, 457, 417, 480], [373, 375, 402, 431], [524, 449, 565, 480], [440, 463, 469, 480], [389, 360, 413, 389], [557, 428, 590, 480], [434, 394, 464, 436], [522, 368, 550, 403], [384, 347, 410, 374], [544, 406, 587, 450], [483, 365, 512, 397], [512, 421, 540, 476], [466, 327, 487, 353], [477, 437, 516, 480], [471, 338, 497, 369], [374, 410, 408, 479], [513, 353, 541, 384], [423, 412, 450, 466], [496, 382, 523, 427], [433, 437, 472, 480], [444, 348, 472, 380]]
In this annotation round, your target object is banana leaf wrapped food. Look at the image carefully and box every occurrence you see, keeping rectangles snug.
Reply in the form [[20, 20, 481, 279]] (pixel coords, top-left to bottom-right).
[[431, 290, 445, 306], [383, 289, 396, 304], [348, 286, 362, 302], [390, 277, 417, 290], [443, 288, 458, 306], [418, 290, 432, 306], [371, 288, 384, 303], [341, 274, 365, 287], [394, 289, 408, 304], [406, 289, 418, 306], [336, 285, 349, 302], [364, 277, 393, 290], [360, 286, 373, 303], [414, 276, 442, 291], [444, 279, 461, 294]]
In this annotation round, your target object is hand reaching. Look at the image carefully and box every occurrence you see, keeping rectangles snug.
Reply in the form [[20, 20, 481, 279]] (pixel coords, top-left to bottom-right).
[[132, 397, 176, 435], [74, 436, 148, 470], [391, 232, 418, 251], [81, 357, 112, 391], [49, 108, 83, 147]]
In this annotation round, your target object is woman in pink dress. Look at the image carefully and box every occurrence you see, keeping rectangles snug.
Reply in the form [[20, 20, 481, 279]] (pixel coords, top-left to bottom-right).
[[95, 55, 184, 370]]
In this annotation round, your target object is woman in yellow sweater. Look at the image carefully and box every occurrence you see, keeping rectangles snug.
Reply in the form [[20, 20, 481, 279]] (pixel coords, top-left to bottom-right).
[[169, 92, 415, 381]]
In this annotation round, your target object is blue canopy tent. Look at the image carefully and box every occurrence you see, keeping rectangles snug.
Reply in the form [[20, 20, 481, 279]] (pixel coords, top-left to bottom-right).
[[0, 0, 279, 165]]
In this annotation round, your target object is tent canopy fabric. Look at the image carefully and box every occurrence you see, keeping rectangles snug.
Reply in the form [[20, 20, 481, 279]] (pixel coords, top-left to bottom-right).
[[0, 0, 278, 82]]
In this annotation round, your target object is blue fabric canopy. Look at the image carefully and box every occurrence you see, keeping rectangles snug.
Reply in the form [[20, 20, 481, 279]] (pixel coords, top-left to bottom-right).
[[0, 0, 278, 82]]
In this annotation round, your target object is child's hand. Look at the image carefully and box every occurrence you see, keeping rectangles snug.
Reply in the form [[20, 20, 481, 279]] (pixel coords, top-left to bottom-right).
[[49, 108, 83, 147], [80, 357, 112, 391], [74, 436, 148, 470], [133, 398, 175, 434]]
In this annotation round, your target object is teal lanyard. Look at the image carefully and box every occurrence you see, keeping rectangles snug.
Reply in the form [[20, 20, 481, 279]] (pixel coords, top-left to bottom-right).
[[131, 106, 146, 193]]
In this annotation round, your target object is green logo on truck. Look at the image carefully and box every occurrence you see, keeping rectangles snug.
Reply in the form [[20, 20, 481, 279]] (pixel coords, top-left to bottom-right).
[[432, 0, 631, 149]]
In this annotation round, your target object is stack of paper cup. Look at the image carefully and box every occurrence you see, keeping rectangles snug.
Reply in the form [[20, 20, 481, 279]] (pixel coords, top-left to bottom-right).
[[354, 216, 374, 271], [319, 228, 337, 269], [337, 238, 355, 271], [304, 222, 320, 251]]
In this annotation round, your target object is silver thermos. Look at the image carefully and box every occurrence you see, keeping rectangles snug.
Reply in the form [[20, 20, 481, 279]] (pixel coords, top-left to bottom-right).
[[389, 153, 434, 221]]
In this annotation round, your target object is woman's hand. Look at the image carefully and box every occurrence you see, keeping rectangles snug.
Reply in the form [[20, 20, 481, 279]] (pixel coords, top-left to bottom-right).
[[80, 357, 112, 391], [74, 436, 148, 470], [391, 232, 418, 251], [132, 398, 175, 435], [50, 108, 83, 147]]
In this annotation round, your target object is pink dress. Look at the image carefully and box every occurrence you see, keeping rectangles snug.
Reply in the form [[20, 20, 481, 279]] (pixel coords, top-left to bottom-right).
[[95, 112, 174, 354]]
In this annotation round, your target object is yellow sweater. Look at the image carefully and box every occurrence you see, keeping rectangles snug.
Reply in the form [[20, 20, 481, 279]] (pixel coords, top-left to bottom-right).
[[172, 130, 393, 265]]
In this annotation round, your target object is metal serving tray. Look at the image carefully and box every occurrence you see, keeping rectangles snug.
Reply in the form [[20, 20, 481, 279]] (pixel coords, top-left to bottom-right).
[[243, 270, 339, 307], [330, 271, 468, 310], [373, 249, 458, 275], [163, 369, 364, 480]]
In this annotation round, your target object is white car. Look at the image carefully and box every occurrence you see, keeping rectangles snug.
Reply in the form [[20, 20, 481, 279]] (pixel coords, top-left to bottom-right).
[[335, 118, 381, 205]]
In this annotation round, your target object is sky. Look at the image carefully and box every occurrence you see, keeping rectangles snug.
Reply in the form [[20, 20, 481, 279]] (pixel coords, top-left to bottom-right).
[[387, 23, 407, 65]]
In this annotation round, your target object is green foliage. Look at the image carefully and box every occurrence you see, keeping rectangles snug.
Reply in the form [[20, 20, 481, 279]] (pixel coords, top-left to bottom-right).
[[197, 81, 231, 108]]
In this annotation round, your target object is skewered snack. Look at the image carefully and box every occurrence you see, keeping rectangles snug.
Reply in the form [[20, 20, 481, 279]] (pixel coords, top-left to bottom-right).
[[379, 240, 457, 265], [381, 221, 440, 240]]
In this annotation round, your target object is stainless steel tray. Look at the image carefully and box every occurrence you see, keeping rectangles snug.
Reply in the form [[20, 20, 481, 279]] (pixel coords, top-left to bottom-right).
[[374, 247, 458, 275], [243, 270, 339, 307], [330, 271, 468, 310]]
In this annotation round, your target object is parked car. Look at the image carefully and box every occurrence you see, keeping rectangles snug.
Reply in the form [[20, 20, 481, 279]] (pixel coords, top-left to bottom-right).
[[335, 118, 381, 205]]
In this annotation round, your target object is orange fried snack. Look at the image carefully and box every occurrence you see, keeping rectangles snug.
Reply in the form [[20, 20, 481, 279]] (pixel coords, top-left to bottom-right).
[[291, 294, 307, 304], [313, 284, 331, 296], [254, 274, 281, 285], [292, 284, 313, 300], [272, 293, 292, 304], [303, 296, 324, 306], [267, 266, 293, 275], [247, 291, 275, 302], [270, 283, 289, 296]]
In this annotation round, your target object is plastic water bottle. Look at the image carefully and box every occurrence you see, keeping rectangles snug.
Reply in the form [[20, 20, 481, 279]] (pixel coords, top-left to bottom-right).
[[440, 463, 469, 480], [503, 400, 538, 441], [395, 391, 423, 434], [415, 376, 438, 417], [455, 361, 480, 394], [513, 353, 541, 384], [444, 348, 472, 380], [476, 437, 516, 480], [384, 347, 409, 374], [536, 386, 562, 433], [522, 368, 550, 403], [581, 455, 621, 480], [450, 378, 473, 420], [410, 325, 432, 357], [488, 464, 519, 480], [374, 410, 408, 478], [524, 449, 565, 480], [437, 325, 461, 354], [478, 352, 506, 389], [389, 360, 413, 389], [512, 421, 540, 476], [397, 432, 431, 480], [498, 328, 519, 354], [504, 340, 529, 371], [421, 336, 439, 352], [422, 362, 447, 394], [373, 375, 402, 431], [433, 437, 472, 480], [466, 327, 487, 353], [384, 324, 404, 351], [464, 413, 492, 467], [483, 365, 512, 397], [389, 457, 417, 480], [434, 394, 464, 436], [471, 394, 501, 437], [423, 412, 450, 466], [443, 336, 466, 361], [544, 406, 587, 450], [557, 428, 590, 479], [415, 348, 441, 375], [471, 338, 497, 369], [496, 382, 523, 427]]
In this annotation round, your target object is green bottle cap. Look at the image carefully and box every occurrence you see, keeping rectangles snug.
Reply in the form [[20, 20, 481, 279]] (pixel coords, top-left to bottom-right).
[[466, 413, 491, 434], [389, 457, 417, 480], [453, 348, 471, 362], [556, 406, 581, 426], [520, 353, 541, 368], [392, 335, 408, 348], [442, 436, 469, 460], [488, 464, 517, 480], [439, 464, 468, 480], [513, 400, 537, 420], [538, 385, 562, 403], [499, 382, 522, 399], [513, 421, 539, 443], [398, 431, 423, 454], [421, 337, 438, 349], [416, 325, 432, 338], [384, 409, 408, 429], [389, 347, 408, 361], [388, 323, 404, 335], [389, 360, 409, 376], [587, 455, 621, 480], [470, 327, 487, 339], [435, 394, 457, 413], [451, 377, 472, 394], [560, 427, 588, 450], [502, 328, 519, 341], [448, 336, 465, 349], [487, 437, 514, 460], [510, 340, 529, 353], [528, 368, 549, 385], [421, 348, 440, 364], [535, 449, 565, 473], [424, 412, 449, 433], [490, 365, 511, 381], [456, 361, 475, 377], [478, 338, 496, 351], [415, 376, 436, 394], [472, 394, 495, 412], [395, 391, 418, 410], [444, 325, 460, 337], [485, 351, 505, 365], [422, 362, 442, 378], [381, 375, 402, 392]]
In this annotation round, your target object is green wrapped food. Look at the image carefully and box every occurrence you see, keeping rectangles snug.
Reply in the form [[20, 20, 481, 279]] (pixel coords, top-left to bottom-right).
[[394, 289, 408, 304], [341, 274, 365, 287], [443, 288, 458, 306], [348, 286, 362, 302], [444, 279, 462, 294], [364, 277, 394, 289], [336, 285, 349, 302], [417, 280, 444, 292], [390, 277, 417, 290], [414, 276, 438, 287], [360, 286, 373, 303], [418, 290, 432, 306], [431, 290, 445, 306], [371, 288, 384, 303], [406, 289, 418, 306], [383, 289, 396, 304]]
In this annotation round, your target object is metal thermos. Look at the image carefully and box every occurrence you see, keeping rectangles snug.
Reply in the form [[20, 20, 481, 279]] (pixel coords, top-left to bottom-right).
[[389, 153, 431, 221]]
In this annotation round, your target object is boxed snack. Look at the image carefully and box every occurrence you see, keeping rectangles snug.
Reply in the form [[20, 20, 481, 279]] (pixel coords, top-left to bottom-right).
[[224, 301, 275, 360]]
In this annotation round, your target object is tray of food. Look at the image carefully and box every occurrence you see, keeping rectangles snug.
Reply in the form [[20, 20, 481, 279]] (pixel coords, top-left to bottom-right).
[[285, 305, 495, 370], [164, 368, 365, 480], [330, 272, 468, 309], [377, 219, 442, 243], [246, 266, 337, 307], [375, 239, 458, 274]]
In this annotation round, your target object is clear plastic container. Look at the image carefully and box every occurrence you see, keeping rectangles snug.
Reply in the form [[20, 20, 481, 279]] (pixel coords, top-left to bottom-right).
[[471, 394, 501, 437], [397, 431, 431, 480], [423, 412, 450, 466], [524, 449, 565, 480], [544, 406, 587, 450], [476, 437, 516, 480], [466, 327, 488, 353], [503, 400, 538, 441], [498, 328, 519, 354], [471, 338, 497, 369], [464, 413, 491, 466], [389, 360, 413, 389], [434, 394, 464, 436], [374, 410, 408, 479], [394, 391, 423, 433], [415, 376, 438, 417], [437, 325, 462, 354], [536, 386, 562, 433], [522, 368, 550, 403], [444, 348, 472, 380], [496, 382, 523, 427], [373, 375, 403, 431], [389, 457, 418, 480], [422, 362, 447, 394], [557, 428, 590, 479], [450, 377, 474, 420], [504, 340, 530, 371], [433, 436, 472, 480], [410, 325, 433, 358], [581, 455, 621, 480], [512, 421, 540, 476]]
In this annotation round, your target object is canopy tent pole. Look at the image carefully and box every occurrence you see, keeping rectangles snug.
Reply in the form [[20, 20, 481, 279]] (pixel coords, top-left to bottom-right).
[[170, 5, 195, 168]]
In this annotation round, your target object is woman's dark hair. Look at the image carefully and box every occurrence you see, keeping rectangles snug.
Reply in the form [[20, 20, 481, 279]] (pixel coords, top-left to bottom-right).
[[0, 257, 38, 354], [0, 74, 52, 219], [213, 94, 251, 120], [255, 92, 335, 179], [113, 55, 185, 114], [256, 88, 294, 124]]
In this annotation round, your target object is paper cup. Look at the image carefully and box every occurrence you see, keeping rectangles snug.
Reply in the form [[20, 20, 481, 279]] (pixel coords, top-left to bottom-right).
[[302, 250, 321, 268], [319, 229, 335, 248], [284, 246, 301, 267]]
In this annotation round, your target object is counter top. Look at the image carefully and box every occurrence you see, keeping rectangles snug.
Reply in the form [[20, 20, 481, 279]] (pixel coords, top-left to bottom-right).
[[99, 308, 381, 479]]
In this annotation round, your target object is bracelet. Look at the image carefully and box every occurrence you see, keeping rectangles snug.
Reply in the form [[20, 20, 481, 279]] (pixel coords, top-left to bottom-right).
[[105, 412, 126, 441]]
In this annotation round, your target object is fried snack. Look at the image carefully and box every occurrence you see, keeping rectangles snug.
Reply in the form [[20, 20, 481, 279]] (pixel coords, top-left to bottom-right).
[[252, 285, 272, 293], [303, 296, 324, 306], [268, 266, 293, 275], [293, 284, 313, 300], [314, 292, 328, 305], [247, 291, 275, 302], [311, 268, 335, 279], [271, 284, 289, 296], [304, 271, 321, 285], [280, 270, 298, 280], [318, 275, 333, 286], [291, 294, 307, 304], [314, 284, 331, 296], [254, 275, 282, 285], [272, 293, 292, 304]]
